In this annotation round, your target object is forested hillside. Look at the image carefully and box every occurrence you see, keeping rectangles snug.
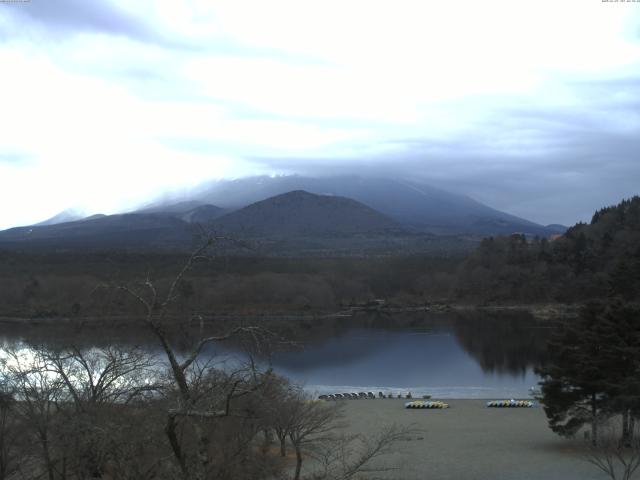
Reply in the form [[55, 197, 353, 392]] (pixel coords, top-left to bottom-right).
[[456, 196, 640, 303]]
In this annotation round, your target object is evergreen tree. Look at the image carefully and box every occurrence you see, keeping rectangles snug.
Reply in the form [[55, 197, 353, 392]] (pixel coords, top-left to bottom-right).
[[536, 303, 610, 444], [537, 302, 640, 445], [596, 303, 640, 445], [610, 260, 639, 301]]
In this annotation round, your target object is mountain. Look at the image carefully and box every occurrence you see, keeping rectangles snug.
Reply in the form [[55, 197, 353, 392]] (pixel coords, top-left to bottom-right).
[[187, 175, 555, 236], [136, 200, 206, 215], [545, 224, 568, 234], [0, 175, 564, 254], [183, 204, 227, 224], [133, 201, 227, 223], [212, 190, 401, 237], [35, 209, 85, 226], [0, 200, 229, 251], [0, 213, 193, 250], [0, 193, 407, 253]]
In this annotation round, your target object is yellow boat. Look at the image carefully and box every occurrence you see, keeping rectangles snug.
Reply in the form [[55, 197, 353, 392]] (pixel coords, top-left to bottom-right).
[[486, 399, 534, 408], [405, 400, 449, 409]]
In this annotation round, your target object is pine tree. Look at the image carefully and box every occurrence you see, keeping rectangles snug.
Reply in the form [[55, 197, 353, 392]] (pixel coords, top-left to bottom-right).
[[536, 304, 609, 444], [610, 260, 639, 301], [537, 302, 640, 445], [596, 303, 640, 445]]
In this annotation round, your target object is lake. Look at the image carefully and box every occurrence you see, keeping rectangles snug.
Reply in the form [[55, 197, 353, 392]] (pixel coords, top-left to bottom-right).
[[0, 310, 555, 399]]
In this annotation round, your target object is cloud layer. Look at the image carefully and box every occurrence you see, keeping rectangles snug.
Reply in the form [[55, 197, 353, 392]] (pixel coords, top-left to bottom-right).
[[0, 0, 639, 228]]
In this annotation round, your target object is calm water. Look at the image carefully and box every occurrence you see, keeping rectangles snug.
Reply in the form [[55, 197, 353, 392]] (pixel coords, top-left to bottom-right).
[[268, 330, 539, 398], [0, 311, 554, 399]]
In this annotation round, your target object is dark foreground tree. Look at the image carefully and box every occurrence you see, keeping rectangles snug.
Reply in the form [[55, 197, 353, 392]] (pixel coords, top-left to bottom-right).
[[0, 382, 19, 480], [109, 235, 287, 480], [537, 302, 640, 446], [596, 303, 640, 446], [536, 303, 610, 444], [1, 344, 166, 480]]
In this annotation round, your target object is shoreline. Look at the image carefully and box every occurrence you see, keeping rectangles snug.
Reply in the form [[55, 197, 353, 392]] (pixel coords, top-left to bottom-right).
[[305, 386, 539, 401], [0, 302, 578, 326]]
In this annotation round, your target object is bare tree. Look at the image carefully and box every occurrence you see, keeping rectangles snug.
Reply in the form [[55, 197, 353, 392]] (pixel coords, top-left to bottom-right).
[[585, 420, 640, 480], [44, 345, 163, 478], [0, 235, 415, 480], [309, 425, 414, 480], [277, 389, 413, 480], [2, 343, 168, 480], [111, 235, 277, 480], [287, 395, 344, 480], [2, 348, 67, 480], [44, 345, 160, 408], [0, 382, 19, 480], [263, 378, 301, 457]]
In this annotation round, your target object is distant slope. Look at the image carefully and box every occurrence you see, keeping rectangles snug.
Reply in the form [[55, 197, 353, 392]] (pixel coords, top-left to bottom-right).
[[212, 190, 401, 237], [545, 224, 568, 234], [0, 213, 192, 250], [133, 201, 227, 223], [190, 175, 554, 236], [35, 209, 85, 226], [183, 204, 227, 224], [135, 200, 206, 215], [0, 192, 405, 253], [1, 178, 552, 254]]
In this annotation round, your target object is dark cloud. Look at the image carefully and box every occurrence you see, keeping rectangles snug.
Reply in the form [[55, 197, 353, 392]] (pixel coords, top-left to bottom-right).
[[149, 71, 640, 227], [31, 1, 139, 32], [1, 0, 183, 47], [1, 1, 337, 56], [247, 98, 640, 227]]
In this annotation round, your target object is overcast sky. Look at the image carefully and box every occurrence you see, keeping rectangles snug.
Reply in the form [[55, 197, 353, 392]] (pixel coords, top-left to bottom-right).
[[1, 0, 639, 229]]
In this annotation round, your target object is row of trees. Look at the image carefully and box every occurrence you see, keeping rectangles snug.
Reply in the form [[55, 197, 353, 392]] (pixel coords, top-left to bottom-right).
[[0, 252, 461, 318]]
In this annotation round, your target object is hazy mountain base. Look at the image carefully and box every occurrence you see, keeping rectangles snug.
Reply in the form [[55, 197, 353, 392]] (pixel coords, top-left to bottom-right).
[[239, 233, 478, 257], [0, 216, 481, 257]]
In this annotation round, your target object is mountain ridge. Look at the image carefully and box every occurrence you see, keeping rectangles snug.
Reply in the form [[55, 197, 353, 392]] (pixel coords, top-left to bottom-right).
[[184, 175, 559, 236], [0, 176, 567, 255], [211, 190, 402, 237]]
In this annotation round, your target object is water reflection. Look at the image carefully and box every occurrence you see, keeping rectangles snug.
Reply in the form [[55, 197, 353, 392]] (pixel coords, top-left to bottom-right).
[[0, 310, 556, 398], [258, 311, 552, 398], [451, 310, 551, 376]]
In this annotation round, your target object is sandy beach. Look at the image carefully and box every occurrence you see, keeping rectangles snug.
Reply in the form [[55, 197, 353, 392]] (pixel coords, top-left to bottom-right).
[[338, 399, 607, 480]]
